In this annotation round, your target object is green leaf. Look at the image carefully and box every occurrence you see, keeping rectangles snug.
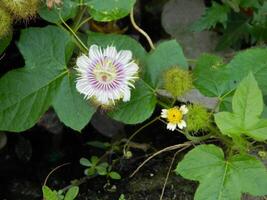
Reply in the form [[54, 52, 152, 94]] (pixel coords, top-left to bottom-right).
[[144, 40, 188, 88], [108, 80, 157, 124], [38, 0, 78, 24], [85, 167, 95, 176], [0, 33, 12, 54], [64, 186, 79, 200], [119, 194, 126, 200], [42, 186, 59, 200], [96, 163, 108, 175], [87, 32, 146, 65], [90, 156, 99, 165], [85, 0, 136, 22], [0, 68, 66, 132], [176, 144, 267, 200], [53, 74, 96, 132], [17, 26, 73, 70], [193, 53, 235, 97], [80, 157, 92, 167], [191, 2, 230, 32], [232, 73, 263, 123], [215, 73, 267, 141], [226, 48, 267, 95], [109, 171, 121, 180]]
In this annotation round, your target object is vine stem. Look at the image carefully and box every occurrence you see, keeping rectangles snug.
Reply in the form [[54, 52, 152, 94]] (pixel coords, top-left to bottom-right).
[[130, 141, 192, 177], [58, 12, 88, 52], [130, 8, 155, 50], [43, 162, 71, 186], [123, 116, 160, 156], [159, 149, 181, 200]]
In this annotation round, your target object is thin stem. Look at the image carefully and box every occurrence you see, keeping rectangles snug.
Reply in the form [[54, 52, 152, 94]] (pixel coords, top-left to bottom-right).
[[183, 130, 212, 142], [123, 116, 160, 156], [72, 6, 88, 32], [58, 12, 88, 52], [213, 87, 236, 112], [75, 17, 92, 32], [159, 150, 180, 200], [130, 142, 192, 177], [43, 163, 71, 186], [57, 23, 87, 54], [140, 79, 156, 93], [157, 100, 170, 109], [130, 8, 155, 50]]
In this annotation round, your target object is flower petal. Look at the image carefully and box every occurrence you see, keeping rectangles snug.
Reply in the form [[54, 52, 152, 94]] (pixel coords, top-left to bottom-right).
[[167, 123, 176, 131], [104, 46, 117, 59], [161, 109, 168, 118], [122, 87, 131, 102], [180, 105, 188, 115], [89, 44, 103, 60], [76, 54, 91, 71], [177, 120, 186, 129], [116, 50, 132, 65]]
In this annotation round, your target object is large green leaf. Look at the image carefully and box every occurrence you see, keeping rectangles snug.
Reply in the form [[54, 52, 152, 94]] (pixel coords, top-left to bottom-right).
[[215, 73, 267, 141], [85, 0, 136, 22], [0, 26, 93, 132], [109, 80, 157, 124], [0, 67, 66, 132], [193, 53, 235, 97], [38, 0, 78, 24], [226, 48, 267, 95], [53, 74, 96, 132], [87, 32, 146, 65], [17, 26, 73, 70], [176, 144, 267, 200], [144, 40, 188, 88]]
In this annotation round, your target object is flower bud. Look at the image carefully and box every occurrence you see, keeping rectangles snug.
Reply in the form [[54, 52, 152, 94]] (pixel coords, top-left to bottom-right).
[[163, 67, 193, 97], [2, 0, 39, 20], [0, 6, 12, 38], [186, 104, 211, 132]]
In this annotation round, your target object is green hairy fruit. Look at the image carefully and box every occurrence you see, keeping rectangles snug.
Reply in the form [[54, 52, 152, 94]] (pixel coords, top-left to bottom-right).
[[2, 0, 39, 20], [163, 67, 193, 97], [186, 104, 211, 132], [0, 6, 12, 38]]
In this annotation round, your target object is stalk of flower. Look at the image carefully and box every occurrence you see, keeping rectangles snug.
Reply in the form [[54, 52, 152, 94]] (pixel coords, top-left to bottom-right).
[[161, 105, 188, 131], [75, 45, 139, 106]]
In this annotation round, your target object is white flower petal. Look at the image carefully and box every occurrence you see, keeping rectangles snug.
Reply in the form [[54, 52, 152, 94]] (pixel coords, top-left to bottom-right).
[[125, 62, 139, 77], [76, 54, 91, 71], [116, 50, 132, 64], [177, 120, 186, 129], [167, 123, 176, 131], [89, 44, 102, 60], [122, 88, 131, 102], [180, 105, 188, 115], [104, 46, 117, 59], [161, 109, 168, 118]]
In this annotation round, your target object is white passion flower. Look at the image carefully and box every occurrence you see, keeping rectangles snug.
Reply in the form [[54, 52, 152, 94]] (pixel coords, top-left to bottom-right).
[[75, 45, 139, 105]]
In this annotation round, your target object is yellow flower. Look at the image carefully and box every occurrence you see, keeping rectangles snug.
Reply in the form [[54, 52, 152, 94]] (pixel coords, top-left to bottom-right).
[[161, 105, 188, 131]]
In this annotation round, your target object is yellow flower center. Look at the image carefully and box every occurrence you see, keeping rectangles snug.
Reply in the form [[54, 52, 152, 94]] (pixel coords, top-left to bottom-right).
[[167, 107, 183, 123]]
